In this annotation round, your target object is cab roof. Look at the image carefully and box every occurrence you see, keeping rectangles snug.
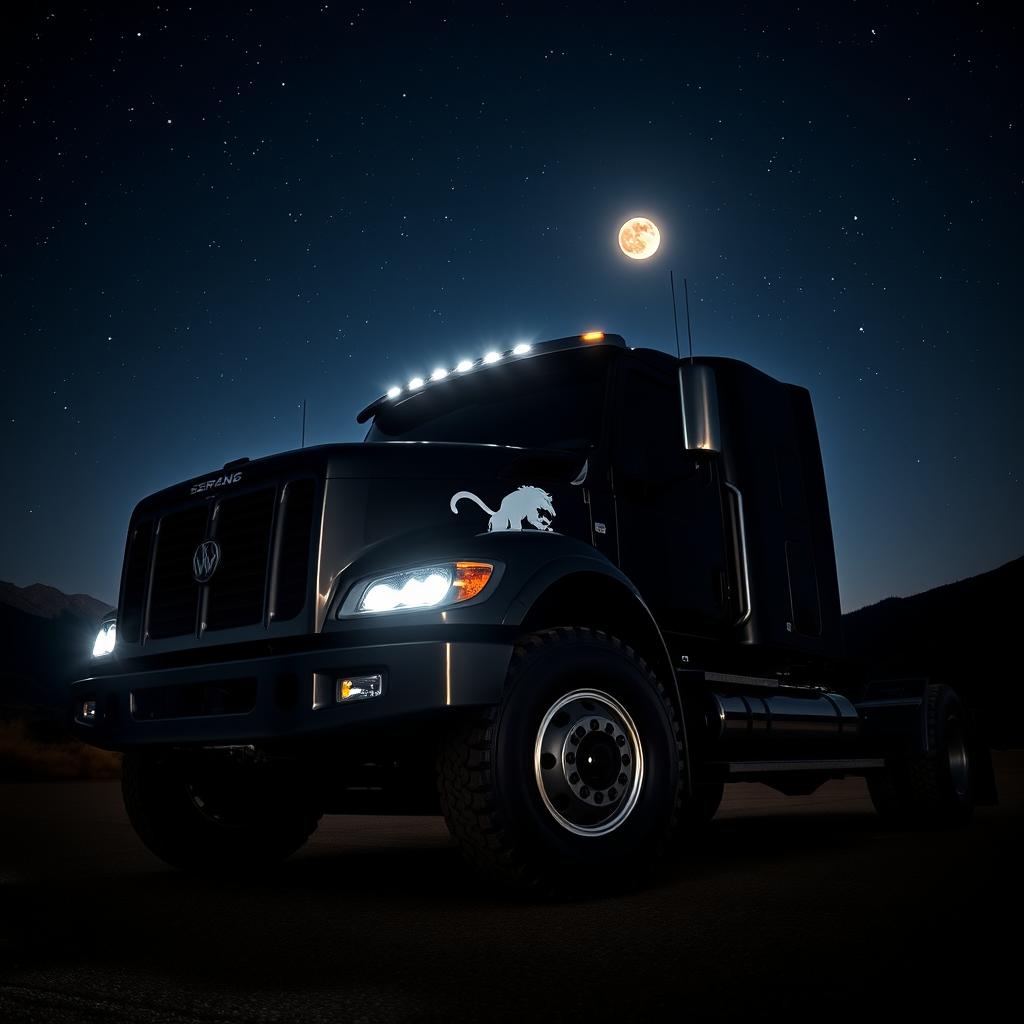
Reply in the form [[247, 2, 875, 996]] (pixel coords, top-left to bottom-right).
[[356, 332, 628, 424]]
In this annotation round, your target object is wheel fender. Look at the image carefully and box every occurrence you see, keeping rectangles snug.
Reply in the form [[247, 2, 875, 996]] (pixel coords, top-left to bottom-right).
[[499, 547, 690, 793]]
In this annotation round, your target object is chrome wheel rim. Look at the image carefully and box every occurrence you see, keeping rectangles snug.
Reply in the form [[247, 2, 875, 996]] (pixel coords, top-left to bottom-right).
[[533, 689, 644, 837]]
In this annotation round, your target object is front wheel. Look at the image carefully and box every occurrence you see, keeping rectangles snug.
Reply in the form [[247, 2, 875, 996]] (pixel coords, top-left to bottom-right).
[[122, 750, 322, 871], [867, 684, 975, 827], [437, 628, 685, 890]]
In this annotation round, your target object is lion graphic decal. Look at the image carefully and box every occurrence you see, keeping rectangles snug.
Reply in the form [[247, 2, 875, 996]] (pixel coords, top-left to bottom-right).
[[450, 486, 555, 532]]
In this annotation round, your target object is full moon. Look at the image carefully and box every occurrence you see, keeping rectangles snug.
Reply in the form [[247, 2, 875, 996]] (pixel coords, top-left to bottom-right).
[[618, 216, 661, 260]]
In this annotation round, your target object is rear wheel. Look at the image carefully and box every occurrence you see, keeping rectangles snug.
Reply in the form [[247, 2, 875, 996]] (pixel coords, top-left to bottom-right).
[[122, 750, 322, 871], [867, 684, 974, 827], [437, 627, 685, 890]]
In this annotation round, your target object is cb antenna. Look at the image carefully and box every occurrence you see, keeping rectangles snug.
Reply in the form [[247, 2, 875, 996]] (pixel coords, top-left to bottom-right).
[[300, 399, 307, 449], [669, 270, 682, 361], [669, 271, 696, 363], [683, 275, 694, 364]]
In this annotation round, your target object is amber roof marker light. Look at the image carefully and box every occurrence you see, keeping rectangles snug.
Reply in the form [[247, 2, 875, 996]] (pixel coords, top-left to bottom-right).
[[581, 331, 605, 342]]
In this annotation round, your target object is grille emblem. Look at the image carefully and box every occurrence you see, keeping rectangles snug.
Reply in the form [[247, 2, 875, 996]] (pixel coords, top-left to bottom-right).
[[192, 540, 221, 583]]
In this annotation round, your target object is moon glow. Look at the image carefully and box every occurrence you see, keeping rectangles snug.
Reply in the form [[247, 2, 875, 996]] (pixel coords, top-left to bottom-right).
[[618, 216, 661, 260]]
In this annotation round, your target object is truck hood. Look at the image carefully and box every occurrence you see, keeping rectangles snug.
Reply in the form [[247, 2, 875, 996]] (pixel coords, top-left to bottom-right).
[[119, 442, 593, 655], [134, 441, 587, 512]]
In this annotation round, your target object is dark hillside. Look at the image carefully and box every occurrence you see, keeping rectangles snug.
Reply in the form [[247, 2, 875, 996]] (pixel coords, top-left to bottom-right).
[[842, 556, 1023, 745]]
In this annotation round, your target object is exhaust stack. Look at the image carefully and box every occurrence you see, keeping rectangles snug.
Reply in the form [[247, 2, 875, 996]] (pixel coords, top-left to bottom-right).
[[679, 363, 722, 452]]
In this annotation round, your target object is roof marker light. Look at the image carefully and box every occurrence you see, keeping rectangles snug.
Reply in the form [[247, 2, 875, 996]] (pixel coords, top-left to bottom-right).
[[582, 331, 604, 342], [386, 386, 401, 399], [483, 350, 501, 364], [408, 376, 425, 390], [512, 343, 531, 355], [430, 367, 449, 381], [455, 359, 473, 373]]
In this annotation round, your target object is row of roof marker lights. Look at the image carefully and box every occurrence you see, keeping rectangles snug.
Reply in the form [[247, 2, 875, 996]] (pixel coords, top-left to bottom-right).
[[385, 331, 605, 400]]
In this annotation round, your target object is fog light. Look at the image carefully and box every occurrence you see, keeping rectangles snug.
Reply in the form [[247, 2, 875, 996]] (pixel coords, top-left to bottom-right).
[[336, 674, 383, 703], [78, 700, 98, 724]]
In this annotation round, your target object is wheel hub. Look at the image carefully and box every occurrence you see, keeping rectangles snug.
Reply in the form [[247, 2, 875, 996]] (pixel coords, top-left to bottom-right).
[[534, 689, 643, 836]]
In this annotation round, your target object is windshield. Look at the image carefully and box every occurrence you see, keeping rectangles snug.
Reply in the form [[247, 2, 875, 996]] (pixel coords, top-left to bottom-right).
[[365, 347, 610, 450]]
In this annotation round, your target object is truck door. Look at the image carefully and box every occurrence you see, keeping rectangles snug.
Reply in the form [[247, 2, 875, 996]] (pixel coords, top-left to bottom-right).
[[612, 361, 732, 636]]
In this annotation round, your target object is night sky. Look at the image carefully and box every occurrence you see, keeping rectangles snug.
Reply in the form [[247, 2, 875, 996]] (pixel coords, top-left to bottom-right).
[[2, 3, 1020, 612]]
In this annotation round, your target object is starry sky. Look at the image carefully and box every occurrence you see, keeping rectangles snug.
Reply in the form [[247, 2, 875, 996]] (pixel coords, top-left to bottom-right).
[[1, 3, 1021, 612]]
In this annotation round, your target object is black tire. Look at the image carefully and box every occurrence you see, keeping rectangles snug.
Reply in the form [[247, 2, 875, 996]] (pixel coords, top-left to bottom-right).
[[122, 750, 322, 871], [867, 684, 974, 827], [437, 627, 685, 890]]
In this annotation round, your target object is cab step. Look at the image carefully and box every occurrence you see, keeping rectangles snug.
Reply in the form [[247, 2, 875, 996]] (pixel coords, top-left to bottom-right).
[[715, 757, 885, 776]]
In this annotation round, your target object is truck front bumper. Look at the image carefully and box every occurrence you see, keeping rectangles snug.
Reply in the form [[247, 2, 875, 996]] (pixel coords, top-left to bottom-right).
[[70, 636, 514, 751]]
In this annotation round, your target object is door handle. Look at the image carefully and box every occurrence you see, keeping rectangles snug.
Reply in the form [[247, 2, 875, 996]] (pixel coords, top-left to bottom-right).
[[724, 482, 752, 627]]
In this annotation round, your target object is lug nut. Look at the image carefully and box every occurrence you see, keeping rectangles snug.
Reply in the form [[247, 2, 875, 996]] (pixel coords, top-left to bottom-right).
[[616, 735, 626, 747], [569, 772, 580, 785], [590, 719, 599, 731], [608, 788, 617, 800], [604, 722, 614, 733], [618, 772, 628, 786], [575, 726, 586, 739], [566, 751, 576, 764], [579, 785, 590, 798], [621, 754, 630, 766], [594, 791, 604, 804]]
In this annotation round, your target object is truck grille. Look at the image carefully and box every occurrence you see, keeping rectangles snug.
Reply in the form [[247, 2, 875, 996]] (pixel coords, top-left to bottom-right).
[[148, 506, 208, 639], [120, 477, 318, 644], [119, 520, 152, 644], [273, 479, 316, 622], [205, 488, 276, 631]]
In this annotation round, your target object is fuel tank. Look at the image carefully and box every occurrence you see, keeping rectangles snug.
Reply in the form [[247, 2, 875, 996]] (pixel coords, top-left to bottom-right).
[[708, 689, 860, 750]]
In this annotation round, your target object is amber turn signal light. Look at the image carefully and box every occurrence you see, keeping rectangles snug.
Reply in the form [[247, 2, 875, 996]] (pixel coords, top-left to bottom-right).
[[452, 562, 493, 602]]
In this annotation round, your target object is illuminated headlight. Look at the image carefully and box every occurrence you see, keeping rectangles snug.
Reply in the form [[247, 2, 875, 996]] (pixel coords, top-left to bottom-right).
[[92, 620, 116, 657], [343, 561, 495, 616]]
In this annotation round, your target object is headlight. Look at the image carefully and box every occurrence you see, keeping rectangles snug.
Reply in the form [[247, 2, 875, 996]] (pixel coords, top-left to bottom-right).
[[342, 561, 494, 616], [92, 620, 116, 657]]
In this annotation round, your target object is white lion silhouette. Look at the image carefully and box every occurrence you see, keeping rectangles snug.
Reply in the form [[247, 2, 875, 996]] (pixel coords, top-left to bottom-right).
[[450, 486, 555, 532]]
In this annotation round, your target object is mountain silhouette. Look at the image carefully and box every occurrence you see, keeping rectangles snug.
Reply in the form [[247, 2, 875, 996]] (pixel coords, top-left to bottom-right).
[[0, 581, 113, 717]]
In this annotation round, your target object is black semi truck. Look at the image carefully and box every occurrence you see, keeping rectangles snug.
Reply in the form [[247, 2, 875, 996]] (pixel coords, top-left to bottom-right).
[[72, 332, 994, 887]]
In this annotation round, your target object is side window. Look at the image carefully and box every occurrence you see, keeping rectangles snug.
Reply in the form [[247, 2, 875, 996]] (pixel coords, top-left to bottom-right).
[[615, 367, 683, 481]]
